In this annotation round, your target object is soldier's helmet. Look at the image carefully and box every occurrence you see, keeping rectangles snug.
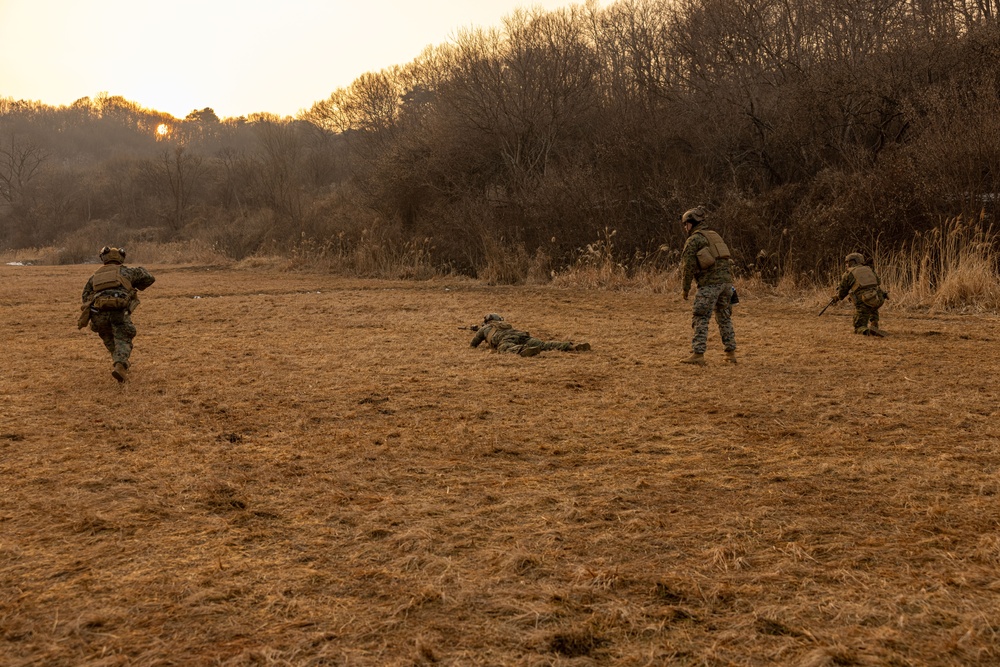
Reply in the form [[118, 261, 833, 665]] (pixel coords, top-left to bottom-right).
[[681, 206, 707, 226], [482, 313, 504, 325], [99, 246, 126, 264], [845, 252, 864, 266]]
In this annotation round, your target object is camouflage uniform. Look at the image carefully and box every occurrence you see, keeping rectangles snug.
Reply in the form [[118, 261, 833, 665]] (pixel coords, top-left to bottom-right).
[[835, 254, 885, 335], [680, 215, 736, 358], [470, 317, 588, 357], [82, 248, 155, 380]]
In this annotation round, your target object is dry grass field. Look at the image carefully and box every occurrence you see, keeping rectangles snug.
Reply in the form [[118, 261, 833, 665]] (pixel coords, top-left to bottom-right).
[[2, 264, 999, 667]]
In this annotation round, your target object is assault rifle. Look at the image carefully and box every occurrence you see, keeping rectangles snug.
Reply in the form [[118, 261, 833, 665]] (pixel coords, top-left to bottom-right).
[[817, 296, 838, 316], [458, 324, 480, 331], [77, 298, 95, 329]]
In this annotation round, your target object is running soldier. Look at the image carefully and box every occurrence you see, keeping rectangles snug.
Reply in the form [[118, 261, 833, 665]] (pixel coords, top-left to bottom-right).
[[679, 206, 737, 365], [79, 246, 156, 382]]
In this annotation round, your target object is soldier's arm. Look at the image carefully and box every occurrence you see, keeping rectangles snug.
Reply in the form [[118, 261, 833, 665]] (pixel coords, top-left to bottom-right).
[[126, 267, 156, 291], [679, 236, 705, 294], [470, 327, 487, 348], [836, 272, 853, 300], [82, 278, 95, 303]]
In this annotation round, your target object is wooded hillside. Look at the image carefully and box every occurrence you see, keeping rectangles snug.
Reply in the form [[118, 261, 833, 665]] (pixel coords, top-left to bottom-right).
[[2, 0, 999, 282]]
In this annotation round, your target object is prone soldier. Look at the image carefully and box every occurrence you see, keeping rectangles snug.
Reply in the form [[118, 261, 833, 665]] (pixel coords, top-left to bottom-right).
[[468, 314, 590, 357]]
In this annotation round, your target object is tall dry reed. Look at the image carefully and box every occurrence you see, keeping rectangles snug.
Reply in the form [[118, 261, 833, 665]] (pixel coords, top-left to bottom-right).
[[11, 215, 1000, 314], [877, 215, 1000, 312], [287, 229, 440, 279], [0, 241, 229, 266], [551, 229, 678, 292]]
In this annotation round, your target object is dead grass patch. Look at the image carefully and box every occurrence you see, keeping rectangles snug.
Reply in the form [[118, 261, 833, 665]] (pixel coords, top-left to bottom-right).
[[1, 264, 999, 665]]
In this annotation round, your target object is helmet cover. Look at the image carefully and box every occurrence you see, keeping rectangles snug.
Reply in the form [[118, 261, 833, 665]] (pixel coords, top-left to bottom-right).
[[100, 246, 126, 263], [681, 206, 707, 225]]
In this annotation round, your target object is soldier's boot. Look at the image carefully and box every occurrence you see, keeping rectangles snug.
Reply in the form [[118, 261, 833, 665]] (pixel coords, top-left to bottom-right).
[[680, 353, 706, 366], [112, 362, 128, 383], [866, 325, 885, 337], [573, 342, 591, 351], [519, 346, 542, 357], [724, 350, 738, 364]]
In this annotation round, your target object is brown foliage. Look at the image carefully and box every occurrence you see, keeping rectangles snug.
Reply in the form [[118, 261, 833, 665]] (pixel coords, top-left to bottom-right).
[[4, 2, 1000, 288]]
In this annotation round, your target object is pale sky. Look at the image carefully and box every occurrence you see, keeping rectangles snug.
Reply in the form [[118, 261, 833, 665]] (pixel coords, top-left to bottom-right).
[[0, 0, 593, 120]]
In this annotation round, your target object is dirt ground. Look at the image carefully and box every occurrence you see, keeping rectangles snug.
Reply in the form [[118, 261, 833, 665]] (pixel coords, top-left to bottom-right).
[[1, 264, 999, 666]]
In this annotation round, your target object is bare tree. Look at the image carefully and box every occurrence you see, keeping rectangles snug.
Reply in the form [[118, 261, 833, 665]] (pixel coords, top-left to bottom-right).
[[0, 134, 46, 208], [140, 146, 206, 231], [251, 119, 307, 223]]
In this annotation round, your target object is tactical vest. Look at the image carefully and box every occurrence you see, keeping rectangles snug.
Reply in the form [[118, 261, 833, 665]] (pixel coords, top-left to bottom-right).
[[848, 265, 883, 307], [695, 230, 731, 270], [486, 322, 514, 347], [848, 265, 878, 291], [90, 264, 134, 311], [92, 264, 132, 291]]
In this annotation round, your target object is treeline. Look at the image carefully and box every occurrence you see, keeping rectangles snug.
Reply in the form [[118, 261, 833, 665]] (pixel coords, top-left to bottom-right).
[[2, 0, 999, 281]]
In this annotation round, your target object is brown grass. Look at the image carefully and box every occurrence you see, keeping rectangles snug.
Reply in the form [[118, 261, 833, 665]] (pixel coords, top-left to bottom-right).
[[2, 265, 999, 666], [878, 216, 1000, 313]]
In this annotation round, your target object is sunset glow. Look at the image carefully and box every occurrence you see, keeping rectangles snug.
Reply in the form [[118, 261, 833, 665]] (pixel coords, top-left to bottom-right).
[[156, 123, 169, 136], [0, 0, 586, 119]]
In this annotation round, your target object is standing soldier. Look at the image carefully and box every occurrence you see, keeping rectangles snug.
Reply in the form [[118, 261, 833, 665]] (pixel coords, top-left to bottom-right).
[[469, 314, 590, 357], [79, 246, 156, 382], [833, 253, 886, 336], [679, 206, 737, 365]]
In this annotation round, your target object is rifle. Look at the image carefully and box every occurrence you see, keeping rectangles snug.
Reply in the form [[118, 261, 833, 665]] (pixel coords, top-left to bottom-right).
[[818, 296, 838, 316], [458, 325, 480, 331], [127, 289, 140, 313], [77, 299, 95, 329]]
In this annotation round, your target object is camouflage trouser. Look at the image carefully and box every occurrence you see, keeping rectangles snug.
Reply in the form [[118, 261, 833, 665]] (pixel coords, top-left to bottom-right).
[[89, 309, 137, 367], [497, 336, 573, 357], [691, 283, 736, 354], [852, 301, 880, 334]]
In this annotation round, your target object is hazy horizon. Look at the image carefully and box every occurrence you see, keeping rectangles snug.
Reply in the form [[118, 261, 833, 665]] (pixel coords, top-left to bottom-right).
[[0, 0, 593, 120]]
